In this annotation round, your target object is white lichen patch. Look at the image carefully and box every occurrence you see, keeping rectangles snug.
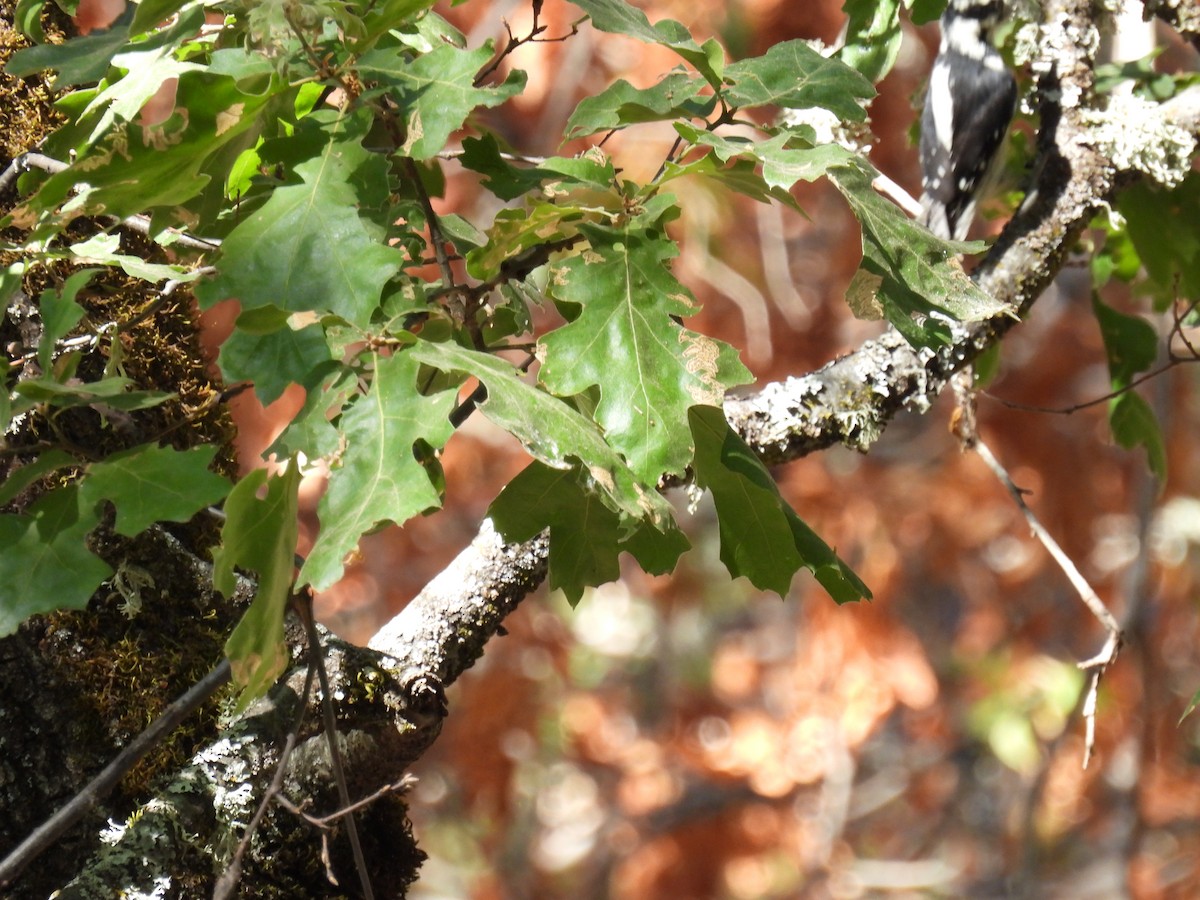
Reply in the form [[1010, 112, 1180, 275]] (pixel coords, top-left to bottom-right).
[[1084, 92, 1197, 188], [1011, 23, 1042, 67], [100, 818, 128, 845], [195, 737, 258, 824]]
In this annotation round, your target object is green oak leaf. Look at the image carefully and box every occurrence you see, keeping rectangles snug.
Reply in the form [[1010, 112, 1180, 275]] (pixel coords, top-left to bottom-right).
[[689, 405, 870, 603], [1109, 391, 1167, 482], [207, 47, 278, 84], [670, 125, 854, 193], [300, 351, 457, 590], [68, 234, 197, 284], [569, 0, 725, 88], [490, 461, 689, 605], [219, 322, 334, 406], [620, 513, 691, 575], [81, 444, 230, 536], [6, 6, 133, 88], [565, 73, 715, 140], [37, 268, 96, 372], [0, 486, 112, 636], [1093, 296, 1165, 480], [409, 340, 674, 527], [837, 0, 903, 83], [214, 464, 301, 710], [80, 6, 207, 141], [828, 160, 1009, 345], [0, 450, 76, 506], [459, 134, 617, 201], [724, 40, 874, 121], [490, 462, 621, 605], [130, 0, 198, 35], [14, 0, 46, 42], [12, 376, 174, 411], [196, 111, 403, 328], [1118, 175, 1200, 302], [661, 153, 800, 208], [357, 0, 439, 50], [357, 42, 526, 159], [9, 71, 275, 230], [539, 221, 751, 484], [910, 0, 946, 25], [1093, 295, 1158, 384], [466, 201, 586, 281], [266, 362, 357, 462]]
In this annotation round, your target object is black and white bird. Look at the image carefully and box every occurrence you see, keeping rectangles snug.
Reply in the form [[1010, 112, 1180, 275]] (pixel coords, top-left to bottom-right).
[[919, 0, 1018, 241]]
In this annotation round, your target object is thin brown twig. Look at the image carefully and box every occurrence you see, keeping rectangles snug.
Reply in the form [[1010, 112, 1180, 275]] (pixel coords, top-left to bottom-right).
[[473, 8, 584, 88], [650, 102, 734, 187], [0, 660, 233, 889], [969, 432, 1123, 768], [295, 590, 375, 900], [213, 660, 317, 900], [1168, 295, 1200, 359], [985, 297, 1200, 415], [399, 158, 475, 341], [984, 361, 1178, 414], [277, 777, 415, 830], [283, 7, 350, 98]]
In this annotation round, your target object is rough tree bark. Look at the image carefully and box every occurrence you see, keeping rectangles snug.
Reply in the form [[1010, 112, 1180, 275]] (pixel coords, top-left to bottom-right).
[[1, 0, 1197, 897]]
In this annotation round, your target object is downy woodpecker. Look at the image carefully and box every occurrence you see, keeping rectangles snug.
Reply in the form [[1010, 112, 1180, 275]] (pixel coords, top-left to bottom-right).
[[919, 0, 1017, 241]]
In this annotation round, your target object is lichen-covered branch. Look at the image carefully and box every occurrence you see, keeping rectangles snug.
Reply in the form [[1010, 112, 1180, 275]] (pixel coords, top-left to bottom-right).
[[368, 519, 549, 681], [369, 1, 1200, 687], [15, 2, 1200, 895]]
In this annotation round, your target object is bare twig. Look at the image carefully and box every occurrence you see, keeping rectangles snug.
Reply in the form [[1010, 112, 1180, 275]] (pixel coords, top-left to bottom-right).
[[872, 172, 924, 219], [0, 660, 232, 889], [296, 591, 375, 900], [0, 151, 66, 194], [986, 298, 1200, 415], [473, 7, 584, 88], [278, 777, 415, 830], [984, 361, 1178, 414], [213, 661, 317, 900], [968, 430, 1124, 767], [399, 157, 476, 341]]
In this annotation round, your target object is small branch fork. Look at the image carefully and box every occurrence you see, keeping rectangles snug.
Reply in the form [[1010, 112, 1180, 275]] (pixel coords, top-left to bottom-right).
[[473, 1, 585, 88], [952, 375, 1124, 769], [213, 588, 395, 900], [295, 589, 376, 900], [985, 296, 1200, 415]]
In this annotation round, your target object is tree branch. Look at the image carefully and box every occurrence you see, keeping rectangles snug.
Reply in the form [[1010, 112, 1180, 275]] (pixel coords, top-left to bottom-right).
[[371, 4, 1200, 696], [35, 3, 1200, 892]]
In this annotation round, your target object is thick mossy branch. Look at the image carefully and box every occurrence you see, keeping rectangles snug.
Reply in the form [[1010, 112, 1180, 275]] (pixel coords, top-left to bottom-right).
[[58, 586, 428, 899]]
